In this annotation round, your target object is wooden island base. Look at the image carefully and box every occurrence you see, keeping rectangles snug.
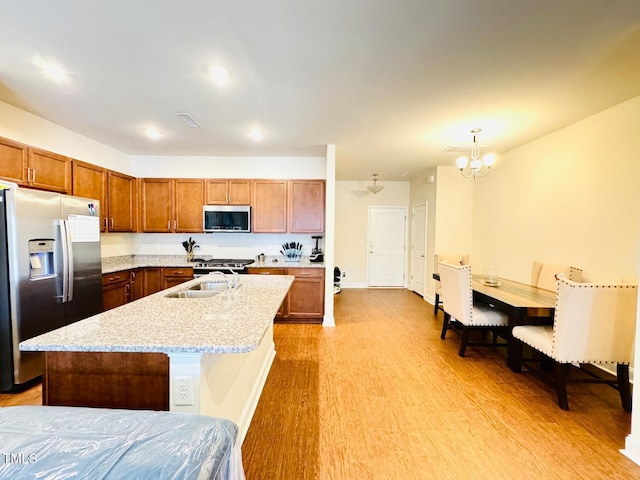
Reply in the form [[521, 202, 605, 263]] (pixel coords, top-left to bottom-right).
[[43, 351, 170, 411], [41, 324, 276, 445]]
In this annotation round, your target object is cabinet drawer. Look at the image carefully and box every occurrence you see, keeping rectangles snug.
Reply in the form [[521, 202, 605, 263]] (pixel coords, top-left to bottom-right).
[[161, 267, 193, 277], [286, 268, 324, 278], [247, 267, 286, 275], [102, 272, 129, 286]]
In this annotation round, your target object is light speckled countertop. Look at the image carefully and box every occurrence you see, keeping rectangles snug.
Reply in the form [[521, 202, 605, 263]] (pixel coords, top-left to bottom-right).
[[20, 274, 294, 355], [101, 254, 324, 273]]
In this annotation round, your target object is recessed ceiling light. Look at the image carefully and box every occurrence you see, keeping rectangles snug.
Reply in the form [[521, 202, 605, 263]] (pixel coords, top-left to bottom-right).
[[32, 56, 67, 83], [248, 129, 264, 141], [208, 65, 229, 86], [145, 127, 162, 140]]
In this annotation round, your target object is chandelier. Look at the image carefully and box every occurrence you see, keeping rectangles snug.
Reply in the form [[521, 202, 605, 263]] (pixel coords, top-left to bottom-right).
[[367, 173, 384, 194], [455, 129, 495, 178]]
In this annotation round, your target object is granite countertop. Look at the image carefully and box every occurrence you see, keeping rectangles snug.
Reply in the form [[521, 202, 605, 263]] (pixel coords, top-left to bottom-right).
[[101, 254, 324, 273], [20, 274, 294, 355], [247, 255, 325, 269]]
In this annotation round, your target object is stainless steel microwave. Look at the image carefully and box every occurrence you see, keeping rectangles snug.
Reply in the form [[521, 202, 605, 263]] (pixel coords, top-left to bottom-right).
[[203, 205, 251, 232]]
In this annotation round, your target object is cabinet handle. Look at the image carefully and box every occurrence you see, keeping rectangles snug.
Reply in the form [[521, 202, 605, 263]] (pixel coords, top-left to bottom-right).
[[109, 218, 114, 229], [131, 271, 136, 281], [227, 192, 230, 203], [298, 272, 311, 275], [104, 218, 108, 229], [31, 169, 36, 183], [174, 220, 177, 230], [167, 220, 171, 230], [109, 275, 120, 282], [260, 272, 271, 275], [125, 283, 130, 298]]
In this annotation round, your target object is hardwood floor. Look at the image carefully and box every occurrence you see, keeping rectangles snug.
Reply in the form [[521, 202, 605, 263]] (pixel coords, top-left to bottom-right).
[[242, 288, 640, 479], [3, 288, 640, 479]]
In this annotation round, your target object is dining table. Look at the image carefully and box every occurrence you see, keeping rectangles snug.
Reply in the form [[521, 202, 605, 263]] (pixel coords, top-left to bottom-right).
[[433, 273, 557, 371]]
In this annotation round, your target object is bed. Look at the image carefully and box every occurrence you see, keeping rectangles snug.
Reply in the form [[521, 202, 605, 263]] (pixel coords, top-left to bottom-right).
[[0, 406, 245, 479]]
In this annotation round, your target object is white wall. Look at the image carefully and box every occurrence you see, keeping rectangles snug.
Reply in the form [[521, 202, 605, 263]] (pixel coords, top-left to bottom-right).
[[130, 155, 326, 179], [472, 95, 640, 284], [335, 180, 410, 287], [0, 100, 131, 173], [409, 166, 473, 303]]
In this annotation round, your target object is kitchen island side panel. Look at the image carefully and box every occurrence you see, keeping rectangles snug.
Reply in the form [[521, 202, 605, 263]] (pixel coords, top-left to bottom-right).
[[43, 351, 169, 410]]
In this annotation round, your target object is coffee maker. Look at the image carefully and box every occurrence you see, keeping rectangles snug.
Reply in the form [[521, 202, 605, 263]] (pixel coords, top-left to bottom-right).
[[309, 235, 324, 263]]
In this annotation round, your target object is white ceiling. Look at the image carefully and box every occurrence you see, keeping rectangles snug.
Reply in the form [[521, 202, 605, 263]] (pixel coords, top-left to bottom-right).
[[1, 1, 639, 180]]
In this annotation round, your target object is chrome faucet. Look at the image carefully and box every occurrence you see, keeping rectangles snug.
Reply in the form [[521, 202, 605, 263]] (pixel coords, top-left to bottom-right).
[[227, 268, 239, 289]]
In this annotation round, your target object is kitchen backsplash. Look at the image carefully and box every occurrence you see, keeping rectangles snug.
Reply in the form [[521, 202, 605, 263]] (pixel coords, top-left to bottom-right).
[[100, 232, 321, 260]]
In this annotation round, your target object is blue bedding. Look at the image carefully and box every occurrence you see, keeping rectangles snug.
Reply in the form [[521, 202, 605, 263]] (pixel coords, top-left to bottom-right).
[[0, 406, 244, 479]]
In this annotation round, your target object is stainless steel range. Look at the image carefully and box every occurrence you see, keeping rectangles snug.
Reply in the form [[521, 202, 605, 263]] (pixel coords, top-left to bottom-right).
[[191, 258, 255, 277]]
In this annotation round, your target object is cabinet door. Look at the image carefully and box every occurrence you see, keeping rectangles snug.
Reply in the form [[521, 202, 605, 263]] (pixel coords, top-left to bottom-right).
[[288, 180, 325, 233], [140, 178, 173, 232], [144, 268, 163, 296], [0, 136, 28, 185], [228, 180, 251, 204], [246, 267, 286, 317], [72, 160, 108, 232], [27, 147, 72, 193], [108, 171, 137, 232], [205, 180, 228, 204], [175, 179, 204, 232], [129, 269, 144, 301], [285, 269, 325, 321], [252, 180, 287, 233]]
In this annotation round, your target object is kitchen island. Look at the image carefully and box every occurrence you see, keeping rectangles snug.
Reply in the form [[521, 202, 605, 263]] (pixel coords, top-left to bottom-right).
[[20, 273, 294, 445]]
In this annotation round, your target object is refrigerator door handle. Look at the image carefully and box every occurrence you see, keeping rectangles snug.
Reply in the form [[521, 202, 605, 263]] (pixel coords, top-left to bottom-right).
[[59, 219, 75, 303]]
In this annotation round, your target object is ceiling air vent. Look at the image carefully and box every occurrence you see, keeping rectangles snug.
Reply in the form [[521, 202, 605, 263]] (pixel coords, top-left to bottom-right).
[[176, 113, 201, 128]]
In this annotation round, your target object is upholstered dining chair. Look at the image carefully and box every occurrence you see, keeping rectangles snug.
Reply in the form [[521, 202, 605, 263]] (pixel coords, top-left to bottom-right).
[[438, 262, 509, 357], [530, 261, 582, 291], [512, 274, 637, 411], [433, 254, 470, 314]]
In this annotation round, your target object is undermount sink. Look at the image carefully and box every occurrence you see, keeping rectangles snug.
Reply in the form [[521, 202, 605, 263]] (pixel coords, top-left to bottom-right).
[[188, 282, 230, 292], [164, 289, 221, 299]]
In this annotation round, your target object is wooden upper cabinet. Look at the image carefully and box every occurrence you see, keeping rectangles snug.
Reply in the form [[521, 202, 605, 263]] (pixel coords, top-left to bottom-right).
[[206, 179, 251, 205], [26, 147, 72, 193], [141, 178, 173, 232], [288, 180, 325, 233], [252, 180, 288, 233], [0, 136, 28, 185], [72, 161, 108, 232], [0, 138, 71, 193], [140, 178, 204, 233], [107, 171, 137, 232], [175, 179, 205, 232]]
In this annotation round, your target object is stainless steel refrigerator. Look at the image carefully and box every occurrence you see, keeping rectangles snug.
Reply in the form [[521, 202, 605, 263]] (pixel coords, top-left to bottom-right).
[[0, 187, 103, 391]]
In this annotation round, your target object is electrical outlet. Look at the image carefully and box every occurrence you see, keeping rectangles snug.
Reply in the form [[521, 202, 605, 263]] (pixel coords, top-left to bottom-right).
[[342, 272, 346, 277], [173, 376, 194, 406]]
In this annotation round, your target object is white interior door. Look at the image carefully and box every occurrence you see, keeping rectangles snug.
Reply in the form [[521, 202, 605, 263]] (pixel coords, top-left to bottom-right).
[[410, 203, 427, 296], [367, 207, 406, 287]]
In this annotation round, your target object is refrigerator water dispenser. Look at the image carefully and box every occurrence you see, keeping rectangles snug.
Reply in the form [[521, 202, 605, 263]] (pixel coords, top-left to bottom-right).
[[28, 239, 56, 280]]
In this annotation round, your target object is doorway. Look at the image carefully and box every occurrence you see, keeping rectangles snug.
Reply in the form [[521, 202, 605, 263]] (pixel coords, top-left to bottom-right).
[[367, 206, 407, 287], [410, 203, 427, 296]]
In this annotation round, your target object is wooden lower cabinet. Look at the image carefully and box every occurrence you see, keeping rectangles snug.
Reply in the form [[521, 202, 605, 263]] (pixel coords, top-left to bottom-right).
[[102, 267, 192, 311], [129, 268, 144, 301], [102, 272, 131, 311], [247, 267, 324, 323], [144, 268, 163, 296], [162, 267, 194, 289]]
